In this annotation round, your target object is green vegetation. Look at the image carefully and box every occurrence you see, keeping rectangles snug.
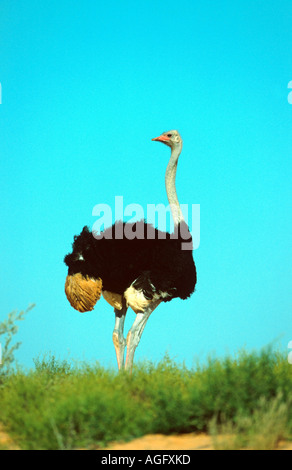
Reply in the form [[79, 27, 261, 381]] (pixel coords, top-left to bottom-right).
[[0, 350, 290, 449], [209, 392, 291, 450], [0, 309, 291, 450], [0, 305, 35, 381]]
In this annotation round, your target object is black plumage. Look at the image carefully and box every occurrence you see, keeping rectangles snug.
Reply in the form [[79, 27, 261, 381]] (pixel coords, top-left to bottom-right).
[[64, 220, 197, 303]]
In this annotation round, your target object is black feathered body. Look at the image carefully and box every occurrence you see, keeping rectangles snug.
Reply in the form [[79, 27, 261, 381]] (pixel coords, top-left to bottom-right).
[[64, 220, 197, 303]]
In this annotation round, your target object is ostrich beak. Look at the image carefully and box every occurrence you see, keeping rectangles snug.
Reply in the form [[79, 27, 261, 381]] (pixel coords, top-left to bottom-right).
[[152, 134, 171, 142]]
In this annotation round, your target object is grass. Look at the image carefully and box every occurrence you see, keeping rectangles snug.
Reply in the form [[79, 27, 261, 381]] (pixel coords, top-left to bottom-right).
[[209, 392, 290, 450], [0, 349, 291, 449]]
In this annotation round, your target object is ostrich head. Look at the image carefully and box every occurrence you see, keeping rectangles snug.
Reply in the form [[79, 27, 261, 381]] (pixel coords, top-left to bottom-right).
[[152, 130, 182, 149]]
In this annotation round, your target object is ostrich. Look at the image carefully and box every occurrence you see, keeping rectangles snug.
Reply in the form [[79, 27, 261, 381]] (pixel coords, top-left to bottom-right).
[[64, 130, 197, 371]]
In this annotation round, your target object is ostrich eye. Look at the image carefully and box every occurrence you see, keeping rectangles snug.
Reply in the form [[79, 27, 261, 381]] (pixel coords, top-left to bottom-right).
[[167, 134, 172, 137]]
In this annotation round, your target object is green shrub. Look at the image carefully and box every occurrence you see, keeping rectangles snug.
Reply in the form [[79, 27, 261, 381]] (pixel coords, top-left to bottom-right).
[[0, 305, 35, 381], [209, 392, 291, 450], [0, 348, 291, 449]]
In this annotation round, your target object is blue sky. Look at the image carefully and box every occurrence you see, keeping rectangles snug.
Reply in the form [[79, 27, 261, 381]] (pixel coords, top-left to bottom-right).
[[0, 0, 291, 369]]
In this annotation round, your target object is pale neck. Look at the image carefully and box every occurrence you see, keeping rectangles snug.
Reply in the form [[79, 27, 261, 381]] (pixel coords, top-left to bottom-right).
[[165, 143, 184, 226]]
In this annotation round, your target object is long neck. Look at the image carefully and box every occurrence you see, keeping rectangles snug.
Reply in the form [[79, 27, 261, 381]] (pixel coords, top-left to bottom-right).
[[165, 143, 184, 226]]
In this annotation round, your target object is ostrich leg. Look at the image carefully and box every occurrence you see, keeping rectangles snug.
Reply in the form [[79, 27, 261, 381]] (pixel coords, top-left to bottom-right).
[[112, 300, 127, 370], [125, 300, 161, 372]]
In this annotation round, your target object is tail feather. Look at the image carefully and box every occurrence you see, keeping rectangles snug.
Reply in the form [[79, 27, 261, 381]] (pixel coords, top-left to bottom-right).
[[65, 273, 102, 312]]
